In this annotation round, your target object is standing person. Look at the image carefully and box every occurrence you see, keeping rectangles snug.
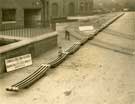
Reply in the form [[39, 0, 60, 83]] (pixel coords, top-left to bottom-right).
[[65, 30, 70, 40], [58, 46, 63, 57]]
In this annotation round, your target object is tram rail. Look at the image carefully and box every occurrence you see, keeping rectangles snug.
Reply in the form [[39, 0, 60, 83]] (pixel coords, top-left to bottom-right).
[[103, 28, 135, 40], [49, 52, 68, 68], [65, 42, 81, 54], [6, 64, 50, 91], [89, 39, 134, 55], [6, 12, 125, 92]]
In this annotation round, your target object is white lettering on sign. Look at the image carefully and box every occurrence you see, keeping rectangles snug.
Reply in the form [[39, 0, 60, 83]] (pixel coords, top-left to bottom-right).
[[5, 54, 32, 72], [79, 26, 94, 31]]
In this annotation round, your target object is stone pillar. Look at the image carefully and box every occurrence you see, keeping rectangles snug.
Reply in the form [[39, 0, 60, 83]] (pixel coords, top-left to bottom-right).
[[40, 0, 46, 27], [0, 8, 2, 30], [45, 1, 50, 27]]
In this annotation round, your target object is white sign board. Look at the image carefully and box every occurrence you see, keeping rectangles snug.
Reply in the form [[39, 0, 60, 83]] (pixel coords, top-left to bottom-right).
[[79, 26, 94, 31], [5, 54, 32, 72]]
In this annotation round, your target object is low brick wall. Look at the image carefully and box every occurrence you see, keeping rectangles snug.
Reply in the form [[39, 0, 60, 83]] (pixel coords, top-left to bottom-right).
[[0, 32, 57, 73]]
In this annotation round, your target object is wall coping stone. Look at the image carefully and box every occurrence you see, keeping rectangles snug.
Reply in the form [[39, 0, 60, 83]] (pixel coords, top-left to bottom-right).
[[0, 31, 57, 54]]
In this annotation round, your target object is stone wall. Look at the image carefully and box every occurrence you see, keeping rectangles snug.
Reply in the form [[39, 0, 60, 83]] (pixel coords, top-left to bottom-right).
[[0, 32, 57, 73]]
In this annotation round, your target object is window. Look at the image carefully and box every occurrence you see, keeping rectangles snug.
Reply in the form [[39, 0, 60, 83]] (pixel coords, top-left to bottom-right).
[[68, 2, 75, 16], [52, 3, 58, 18], [2, 9, 16, 22], [89, 1, 93, 9], [85, 2, 88, 11], [80, 2, 84, 12]]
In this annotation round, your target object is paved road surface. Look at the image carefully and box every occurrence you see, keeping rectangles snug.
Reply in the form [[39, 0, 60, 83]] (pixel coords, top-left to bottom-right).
[[90, 12, 135, 54]]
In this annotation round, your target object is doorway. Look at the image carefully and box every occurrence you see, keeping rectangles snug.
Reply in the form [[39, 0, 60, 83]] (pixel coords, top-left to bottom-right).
[[24, 9, 41, 28]]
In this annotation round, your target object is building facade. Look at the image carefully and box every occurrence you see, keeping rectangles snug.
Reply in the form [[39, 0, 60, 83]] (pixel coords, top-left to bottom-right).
[[0, 0, 47, 29], [50, 0, 94, 19], [0, 0, 93, 29]]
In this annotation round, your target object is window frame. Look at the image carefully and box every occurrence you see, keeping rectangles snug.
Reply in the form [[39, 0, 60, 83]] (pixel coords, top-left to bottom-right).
[[2, 8, 16, 23]]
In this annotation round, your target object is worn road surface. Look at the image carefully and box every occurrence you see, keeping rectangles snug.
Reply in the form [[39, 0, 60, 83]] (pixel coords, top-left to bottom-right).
[[0, 12, 135, 104]]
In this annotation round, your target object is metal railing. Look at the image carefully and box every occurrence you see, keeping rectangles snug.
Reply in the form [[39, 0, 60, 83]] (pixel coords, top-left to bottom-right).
[[0, 21, 53, 38]]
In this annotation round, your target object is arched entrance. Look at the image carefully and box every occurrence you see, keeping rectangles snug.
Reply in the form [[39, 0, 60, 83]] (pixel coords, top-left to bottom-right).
[[68, 2, 75, 16], [52, 3, 58, 18]]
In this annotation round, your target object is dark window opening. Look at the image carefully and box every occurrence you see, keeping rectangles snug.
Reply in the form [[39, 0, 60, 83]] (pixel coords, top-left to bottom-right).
[[85, 3, 88, 11], [2, 9, 16, 22], [52, 3, 58, 18], [80, 2, 84, 12], [68, 2, 75, 16]]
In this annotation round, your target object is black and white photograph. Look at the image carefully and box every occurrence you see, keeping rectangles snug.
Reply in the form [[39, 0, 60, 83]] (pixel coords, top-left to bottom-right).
[[0, 0, 135, 104]]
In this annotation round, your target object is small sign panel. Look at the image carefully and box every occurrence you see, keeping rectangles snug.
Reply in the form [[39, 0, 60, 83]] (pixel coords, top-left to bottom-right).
[[79, 26, 94, 31], [5, 54, 32, 72]]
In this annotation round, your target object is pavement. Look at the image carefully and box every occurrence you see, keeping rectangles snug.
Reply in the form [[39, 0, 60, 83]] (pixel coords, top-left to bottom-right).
[[0, 12, 135, 104], [90, 12, 135, 55]]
